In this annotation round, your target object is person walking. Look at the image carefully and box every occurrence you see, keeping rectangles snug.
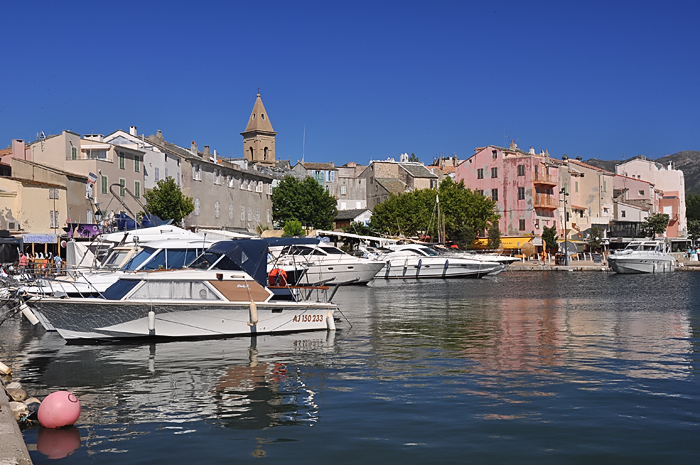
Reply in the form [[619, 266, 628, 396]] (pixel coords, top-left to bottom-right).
[[53, 254, 63, 276], [18, 253, 27, 274]]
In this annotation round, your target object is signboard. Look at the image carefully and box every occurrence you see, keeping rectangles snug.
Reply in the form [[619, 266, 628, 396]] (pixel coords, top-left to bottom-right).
[[22, 233, 58, 244]]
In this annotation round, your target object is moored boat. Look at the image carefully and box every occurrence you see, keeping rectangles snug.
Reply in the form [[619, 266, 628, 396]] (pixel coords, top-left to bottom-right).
[[607, 240, 676, 274], [376, 244, 502, 279]]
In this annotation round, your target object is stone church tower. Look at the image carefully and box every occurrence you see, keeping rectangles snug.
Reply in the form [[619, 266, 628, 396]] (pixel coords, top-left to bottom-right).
[[241, 93, 277, 167]]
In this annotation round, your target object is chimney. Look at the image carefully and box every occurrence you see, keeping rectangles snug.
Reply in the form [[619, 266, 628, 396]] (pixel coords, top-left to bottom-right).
[[576, 156, 582, 161], [129, 126, 137, 136], [155, 130, 164, 143], [213, 149, 217, 163], [203, 145, 210, 156], [190, 141, 198, 155], [529, 147, 535, 154], [11, 139, 26, 160]]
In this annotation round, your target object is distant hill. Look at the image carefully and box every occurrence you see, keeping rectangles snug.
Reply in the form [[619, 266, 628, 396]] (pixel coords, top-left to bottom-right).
[[584, 151, 700, 195]]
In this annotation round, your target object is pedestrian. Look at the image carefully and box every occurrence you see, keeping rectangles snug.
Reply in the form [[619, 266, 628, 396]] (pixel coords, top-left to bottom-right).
[[18, 253, 27, 274], [53, 254, 63, 276], [27, 254, 35, 276]]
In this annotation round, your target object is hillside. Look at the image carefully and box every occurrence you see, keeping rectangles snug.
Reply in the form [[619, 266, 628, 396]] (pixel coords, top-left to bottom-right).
[[584, 151, 700, 195]]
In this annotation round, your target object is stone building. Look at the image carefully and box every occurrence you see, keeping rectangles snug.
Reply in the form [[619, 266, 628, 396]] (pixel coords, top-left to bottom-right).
[[241, 94, 277, 167]]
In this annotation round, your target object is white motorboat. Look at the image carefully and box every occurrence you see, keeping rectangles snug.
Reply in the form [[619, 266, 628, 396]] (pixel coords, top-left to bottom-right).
[[23, 238, 214, 299], [268, 239, 385, 285], [376, 244, 502, 279], [607, 240, 676, 274], [25, 240, 338, 341]]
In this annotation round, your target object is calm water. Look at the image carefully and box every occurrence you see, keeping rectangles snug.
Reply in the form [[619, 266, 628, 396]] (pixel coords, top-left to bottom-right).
[[2, 271, 700, 463]]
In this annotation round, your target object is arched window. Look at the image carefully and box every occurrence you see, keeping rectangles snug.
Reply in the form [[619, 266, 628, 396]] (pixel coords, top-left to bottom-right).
[[264, 147, 268, 160], [249, 147, 254, 159]]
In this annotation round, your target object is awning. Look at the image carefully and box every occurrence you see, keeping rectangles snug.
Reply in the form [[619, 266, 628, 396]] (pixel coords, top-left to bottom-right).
[[22, 233, 57, 244]]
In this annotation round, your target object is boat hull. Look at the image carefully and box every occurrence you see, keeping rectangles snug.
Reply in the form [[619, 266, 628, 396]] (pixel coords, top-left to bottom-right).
[[299, 262, 386, 285], [608, 256, 675, 274], [30, 299, 336, 341], [377, 257, 500, 279]]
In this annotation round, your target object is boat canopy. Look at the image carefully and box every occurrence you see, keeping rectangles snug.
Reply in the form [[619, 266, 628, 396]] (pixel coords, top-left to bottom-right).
[[192, 239, 270, 285]]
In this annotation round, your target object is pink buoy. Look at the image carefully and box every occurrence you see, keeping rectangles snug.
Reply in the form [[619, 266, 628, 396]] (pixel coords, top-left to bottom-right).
[[37, 391, 81, 428]]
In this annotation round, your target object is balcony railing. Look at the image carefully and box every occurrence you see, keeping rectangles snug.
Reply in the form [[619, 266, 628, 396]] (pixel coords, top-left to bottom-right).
[[534, 194, 557, 208], [533, 173, 556, 184]]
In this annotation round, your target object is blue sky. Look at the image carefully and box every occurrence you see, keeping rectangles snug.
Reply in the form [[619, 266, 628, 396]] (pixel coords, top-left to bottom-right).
[[2, 1, 699, 166]]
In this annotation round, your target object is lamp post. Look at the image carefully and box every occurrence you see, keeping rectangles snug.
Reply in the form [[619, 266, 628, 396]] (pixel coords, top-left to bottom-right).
[[560, 187, 569, 266]]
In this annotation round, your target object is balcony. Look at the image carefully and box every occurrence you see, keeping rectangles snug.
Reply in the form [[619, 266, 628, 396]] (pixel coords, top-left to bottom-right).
[[533, 173, 557, 186], [534, 194, 557, 209]]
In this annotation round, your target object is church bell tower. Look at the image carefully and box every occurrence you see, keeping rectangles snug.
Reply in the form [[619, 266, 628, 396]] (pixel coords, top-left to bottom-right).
[[241, 93, 277, 167]]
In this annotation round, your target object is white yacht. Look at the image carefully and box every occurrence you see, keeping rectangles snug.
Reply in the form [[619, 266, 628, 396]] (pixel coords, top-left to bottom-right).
[[607, 240, 676, 274], [376, 244, 502, 279], [25, 240, 338, 341], [268, 240, 385, 285]]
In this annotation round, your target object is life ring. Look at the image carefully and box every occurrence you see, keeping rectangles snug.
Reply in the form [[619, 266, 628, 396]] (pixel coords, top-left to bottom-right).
[[268, 268, 287, 286]]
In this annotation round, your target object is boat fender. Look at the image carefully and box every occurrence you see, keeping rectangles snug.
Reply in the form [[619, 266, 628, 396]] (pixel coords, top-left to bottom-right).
[[326, 311, 336, 331], [20, 303, 40, 326], [444, 259, 449, 269], [248, 301, 258, 327], [417, 259, 422, 269], [404, 258, 409, 269], [148, 311, 156, 335]]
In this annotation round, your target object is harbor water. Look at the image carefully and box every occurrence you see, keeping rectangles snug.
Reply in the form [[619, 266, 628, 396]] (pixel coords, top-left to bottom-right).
[[1, 271, 699, 463]]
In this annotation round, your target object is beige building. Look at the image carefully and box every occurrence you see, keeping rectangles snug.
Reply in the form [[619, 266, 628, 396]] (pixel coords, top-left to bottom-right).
[[241, 94, 277, 167], [559, 158, 614, 239], [361, 156, 438, 209]]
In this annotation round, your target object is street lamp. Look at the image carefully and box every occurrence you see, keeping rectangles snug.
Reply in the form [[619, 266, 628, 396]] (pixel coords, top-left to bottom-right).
[[560, 187, 569, 266]]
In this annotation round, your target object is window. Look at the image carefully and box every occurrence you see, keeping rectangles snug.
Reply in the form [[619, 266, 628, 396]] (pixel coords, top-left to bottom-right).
[[241, 206, 246, 221], [263, 147, 268, 160], [71, 147, 77, 160], [176, 173, 181, 187], [155, 167, 160, 182], [165, 168, 168, 179], [330, 171, 335, 182], [492, 150, 497, 159], [227, 175, 232, 188], [519, 219, 525, 231], [119, 152, 125, 169], [621, 210, 626, 218], [477, 169, 484, 179], [255, 208, 260, 222], [477, 189, 484, 196], [518, 186, 525, 200], [87, 210, 93, 223], [517, 165, 525, 176], [50, 211, 59, 228], [575, 181, 579, 192], [603, 180, 607, 192], [247, 207, 253, 221], [135, 157, 140, 173], [266, 209, 270, 223], [248, 182, 253, 192], [340, 185, 347, 195], [192, 164, 201, 181], [639, 190, 645, 196], [256, 181, 263, 193], [214, 201, 220, 218], [119, 178, 126, 197], [101, 175, 108, 194], [194, 198, 200, 216], [214, 169, 221, 185], [491, 167, 498, 178], [492, 189, 498, 201], [229, 204, 234, 220], [134, 181, 140, 198]]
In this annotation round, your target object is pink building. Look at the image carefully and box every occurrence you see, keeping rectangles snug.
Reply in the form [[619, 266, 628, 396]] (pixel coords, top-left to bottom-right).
[[455, 143, 561, 237]]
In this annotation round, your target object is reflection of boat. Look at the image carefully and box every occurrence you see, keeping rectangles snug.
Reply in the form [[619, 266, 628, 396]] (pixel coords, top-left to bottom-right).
[[376, 244, 502, 278], [607, 240, 676, 274], [27, 240, 338, 341], [268, 239, 385, 285]]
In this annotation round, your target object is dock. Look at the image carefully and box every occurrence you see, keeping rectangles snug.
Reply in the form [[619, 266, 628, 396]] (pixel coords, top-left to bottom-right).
[[0, 379, 32, 465]]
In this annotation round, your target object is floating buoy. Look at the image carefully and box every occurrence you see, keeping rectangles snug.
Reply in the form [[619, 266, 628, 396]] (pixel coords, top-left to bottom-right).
[[37, 391, 81, 428], [248, 302, 258, 327], [37, 425, 81, 459], [268, 268, 287, 286]]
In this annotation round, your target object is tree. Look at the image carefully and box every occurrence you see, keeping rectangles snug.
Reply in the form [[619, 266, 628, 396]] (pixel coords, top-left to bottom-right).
[[271, 176, 337, 230], [369, 178, 500, 248], [542, 225, 558, 254], [687, 193, 700, 221], [282, 219, 304, 237], [343, 221, 374, 236], [142, 176, 194, 225], [587, 225, 605, 252], [487, 222, 501, 249], [408, 153, 420, 162], [640, 213, 670, 238], [688, 219, 700, 244]]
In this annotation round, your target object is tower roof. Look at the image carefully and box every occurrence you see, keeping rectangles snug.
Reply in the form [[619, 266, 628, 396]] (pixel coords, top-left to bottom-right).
[[241, 94, 277, 135]]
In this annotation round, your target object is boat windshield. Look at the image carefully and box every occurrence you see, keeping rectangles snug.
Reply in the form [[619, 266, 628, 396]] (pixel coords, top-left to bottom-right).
[[319, 246, 343, 254], [140, 248, 203, 271], [101, 250, 132, 269], [121, 247, 157, 271], [642, 244, 660, 252], [189, 252, 244, 271], [417, 247, 439, 256]]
